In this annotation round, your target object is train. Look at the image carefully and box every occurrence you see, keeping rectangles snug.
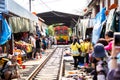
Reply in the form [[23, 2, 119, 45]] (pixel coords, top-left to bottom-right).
[[54, 26, 70, 44]]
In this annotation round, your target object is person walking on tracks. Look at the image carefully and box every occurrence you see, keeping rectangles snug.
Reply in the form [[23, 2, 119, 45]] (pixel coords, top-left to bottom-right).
[[35, 35, 42, 59], [70, 38, 81, 70]]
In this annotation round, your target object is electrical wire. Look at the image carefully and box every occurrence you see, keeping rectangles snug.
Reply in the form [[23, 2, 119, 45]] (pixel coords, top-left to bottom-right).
[[31, 1, 38, 12], [39, 0, 53, 11], [38, 0, 81, 25], [37, 0, 61, 4], [38, 0, 68, 17]]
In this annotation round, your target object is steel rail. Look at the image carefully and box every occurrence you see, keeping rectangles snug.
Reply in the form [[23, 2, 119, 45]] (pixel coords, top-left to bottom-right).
[[58, 48, 65, 80], [26, 47, 57, 80]]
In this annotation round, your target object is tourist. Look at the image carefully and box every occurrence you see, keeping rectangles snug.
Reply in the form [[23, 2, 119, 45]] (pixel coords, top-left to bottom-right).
[[70, 38, 81, 70]]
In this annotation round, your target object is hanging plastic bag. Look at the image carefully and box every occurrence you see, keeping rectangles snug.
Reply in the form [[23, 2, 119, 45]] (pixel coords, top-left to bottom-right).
[[0, 14, 12, 45]]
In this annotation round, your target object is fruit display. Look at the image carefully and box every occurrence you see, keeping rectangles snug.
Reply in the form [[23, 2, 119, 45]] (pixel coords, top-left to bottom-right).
[[14, 40, 33, 53]]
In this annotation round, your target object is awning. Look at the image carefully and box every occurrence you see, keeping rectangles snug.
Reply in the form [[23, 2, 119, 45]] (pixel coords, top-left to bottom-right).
[[0, 0, 38, 22], [9, 17, 36, 33]]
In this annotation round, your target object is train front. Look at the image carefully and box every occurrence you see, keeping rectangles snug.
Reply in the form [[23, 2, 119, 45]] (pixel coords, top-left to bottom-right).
[[54, 26, 69, 44]]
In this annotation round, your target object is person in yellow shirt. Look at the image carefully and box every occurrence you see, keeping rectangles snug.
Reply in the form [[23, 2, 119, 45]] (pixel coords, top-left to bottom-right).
[[70, 38, 81, 70], [79, 39, 86, 65], [84, 38, 93, 66]]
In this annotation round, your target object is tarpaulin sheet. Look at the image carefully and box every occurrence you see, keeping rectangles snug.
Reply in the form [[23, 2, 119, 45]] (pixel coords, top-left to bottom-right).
[[106, 9, 115, 32], [0, 14, 11, 45], [9, 17, 22, 33], [92, 8, 106, 44], [9, 17, 30, 33], [79, 19, 89, 39], [21, 18, 30, 32]]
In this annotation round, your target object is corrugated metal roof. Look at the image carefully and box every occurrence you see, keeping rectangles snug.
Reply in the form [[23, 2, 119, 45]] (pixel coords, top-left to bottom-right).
[[37, 11, 81, 26]]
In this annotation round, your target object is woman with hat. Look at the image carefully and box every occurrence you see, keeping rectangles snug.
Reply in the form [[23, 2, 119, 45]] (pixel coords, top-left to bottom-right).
[[91, 43, 108, 80]]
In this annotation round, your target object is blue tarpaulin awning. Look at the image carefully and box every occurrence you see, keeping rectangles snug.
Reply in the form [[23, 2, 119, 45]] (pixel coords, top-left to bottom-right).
[[0, 14, 11, 45]]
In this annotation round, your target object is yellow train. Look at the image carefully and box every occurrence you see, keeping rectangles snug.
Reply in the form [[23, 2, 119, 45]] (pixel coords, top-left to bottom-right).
[[54, 26, 69, 44]]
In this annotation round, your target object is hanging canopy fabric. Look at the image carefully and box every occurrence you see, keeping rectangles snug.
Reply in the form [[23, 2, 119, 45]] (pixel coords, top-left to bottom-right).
[[106, 9, 116, 32], [79, 19, 89, 39], [9, 17, 22, 33], [92, 8, 106, 44], [0, 14, 12, 45], [9, 17, 31, 33], [21, 18, 30, 32], [29, 21, 36, 33]]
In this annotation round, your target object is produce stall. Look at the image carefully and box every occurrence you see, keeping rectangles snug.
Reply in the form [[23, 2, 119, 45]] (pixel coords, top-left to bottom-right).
[[14, 40, 33, 54], [0, 0, 39, 66]]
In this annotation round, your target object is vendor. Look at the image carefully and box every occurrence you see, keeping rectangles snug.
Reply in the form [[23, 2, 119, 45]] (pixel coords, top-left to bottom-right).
[[13, 47, 22, 65], [2, 54, 20, 80]]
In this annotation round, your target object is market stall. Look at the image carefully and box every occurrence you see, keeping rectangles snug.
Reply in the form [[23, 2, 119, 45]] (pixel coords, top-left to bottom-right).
[[0, 0, 39, 66]]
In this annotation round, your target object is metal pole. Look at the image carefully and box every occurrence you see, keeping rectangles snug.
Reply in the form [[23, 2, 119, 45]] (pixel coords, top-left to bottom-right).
[[29, 0, 31, 11]]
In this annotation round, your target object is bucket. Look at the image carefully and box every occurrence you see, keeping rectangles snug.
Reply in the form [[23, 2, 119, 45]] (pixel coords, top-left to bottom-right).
[[22, 65, 26, 69]]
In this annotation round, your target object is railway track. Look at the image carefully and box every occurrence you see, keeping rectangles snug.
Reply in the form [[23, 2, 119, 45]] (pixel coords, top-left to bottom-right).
[[27, 47, 64, 80]]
